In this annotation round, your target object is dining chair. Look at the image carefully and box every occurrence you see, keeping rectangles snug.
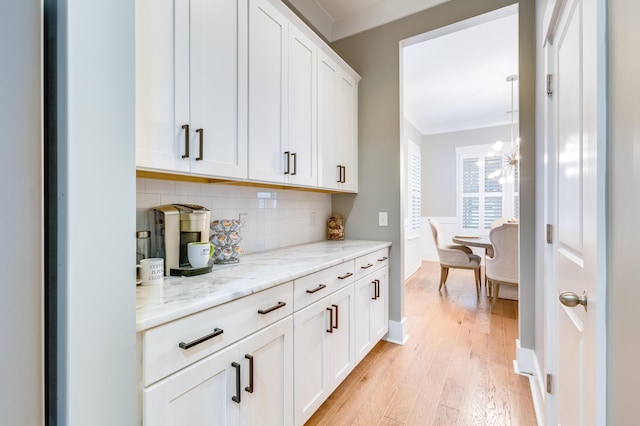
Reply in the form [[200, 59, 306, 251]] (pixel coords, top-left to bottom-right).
[[428, 219, 481, 297], [485, 223, 519, 311]]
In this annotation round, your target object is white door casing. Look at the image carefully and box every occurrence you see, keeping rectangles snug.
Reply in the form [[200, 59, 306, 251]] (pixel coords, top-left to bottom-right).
[[543, 0, 606, 424]]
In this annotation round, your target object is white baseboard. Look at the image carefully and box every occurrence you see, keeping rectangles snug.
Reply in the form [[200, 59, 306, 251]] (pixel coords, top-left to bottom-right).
[[384, 317, 408, 345], [513, 339, 545, 425]]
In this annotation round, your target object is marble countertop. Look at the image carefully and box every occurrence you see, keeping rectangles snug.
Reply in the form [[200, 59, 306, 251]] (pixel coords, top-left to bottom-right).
[[136, 239, 391, 331]]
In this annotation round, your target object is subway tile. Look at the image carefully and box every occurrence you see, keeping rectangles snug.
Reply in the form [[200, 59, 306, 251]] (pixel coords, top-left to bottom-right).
[[175, 181, 203, 196], [136, 178, 146, 193], [145, 178, 175, 194], [136, 193, 162, 209]]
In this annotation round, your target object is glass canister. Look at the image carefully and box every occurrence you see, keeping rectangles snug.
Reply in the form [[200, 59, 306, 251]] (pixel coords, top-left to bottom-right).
[[136, 230, 151, 264]]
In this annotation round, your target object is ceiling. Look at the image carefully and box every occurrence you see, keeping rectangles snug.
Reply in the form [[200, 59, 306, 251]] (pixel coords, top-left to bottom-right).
[[286, 0, 519, 136]]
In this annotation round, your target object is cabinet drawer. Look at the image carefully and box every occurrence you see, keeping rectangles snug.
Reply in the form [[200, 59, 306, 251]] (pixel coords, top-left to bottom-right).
[[354, 248, 389, 281], [142, 281, 293, 386], [293, 260, 354, 311]]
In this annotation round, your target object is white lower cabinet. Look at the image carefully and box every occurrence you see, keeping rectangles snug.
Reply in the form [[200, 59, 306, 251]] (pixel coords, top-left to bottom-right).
[[293, 285, 355, 425], [144, 316, 293, 426], [139, 246, 390, 425]]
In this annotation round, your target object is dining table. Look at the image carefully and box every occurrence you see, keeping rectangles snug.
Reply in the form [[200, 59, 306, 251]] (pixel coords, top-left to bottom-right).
[[451, 234, 492, 250]]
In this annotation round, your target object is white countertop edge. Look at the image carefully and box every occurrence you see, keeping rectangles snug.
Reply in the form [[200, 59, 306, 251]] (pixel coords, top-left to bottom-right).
[[136, 240, 391, 331]]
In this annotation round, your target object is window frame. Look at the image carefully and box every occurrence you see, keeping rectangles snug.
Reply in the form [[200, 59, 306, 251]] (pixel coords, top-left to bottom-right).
[[455, 144, 518, 234]]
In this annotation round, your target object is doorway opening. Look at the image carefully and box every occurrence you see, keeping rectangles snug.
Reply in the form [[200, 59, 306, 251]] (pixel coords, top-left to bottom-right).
[[399, 5, 520, 302]]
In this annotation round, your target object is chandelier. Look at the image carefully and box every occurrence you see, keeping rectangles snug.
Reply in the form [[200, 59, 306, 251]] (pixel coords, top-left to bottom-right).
[[488, 74, 519, 184]]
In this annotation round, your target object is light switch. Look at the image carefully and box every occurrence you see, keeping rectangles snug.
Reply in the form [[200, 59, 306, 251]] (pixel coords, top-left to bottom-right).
[[378, 212, 388, 227]]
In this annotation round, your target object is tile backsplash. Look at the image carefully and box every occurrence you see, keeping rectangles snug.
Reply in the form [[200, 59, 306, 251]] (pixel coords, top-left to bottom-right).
[[136, 178, 332, 253]]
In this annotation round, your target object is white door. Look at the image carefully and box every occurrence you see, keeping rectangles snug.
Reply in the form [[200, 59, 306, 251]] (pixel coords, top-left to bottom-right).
[[544, 0, 606, 424]]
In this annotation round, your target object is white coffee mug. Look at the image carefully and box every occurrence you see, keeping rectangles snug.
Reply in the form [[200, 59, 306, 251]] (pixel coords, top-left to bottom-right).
[[137, 258, 164, 286], [187, 242, 214, 268]]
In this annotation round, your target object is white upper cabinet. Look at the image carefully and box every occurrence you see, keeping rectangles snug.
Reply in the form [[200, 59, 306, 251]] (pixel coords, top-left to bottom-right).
[[136, 0, 358, 191], [136, 0, 248, 179], [317, 51, 358, 192], [248, 0, 317, 187]]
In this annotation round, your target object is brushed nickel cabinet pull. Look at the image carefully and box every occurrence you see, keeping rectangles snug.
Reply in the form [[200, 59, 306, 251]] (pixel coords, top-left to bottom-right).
[[337, 272, 353, 280], [196, 128, 204, 160], [178, 327, 223, 350], [361, 263, 373, 269], [257, 301, 286, 315], [181, 124, 190, 158], [326, 307, 334, 333], [232, 362, 241, 403], [306, 284, 327, 294], [245, 354, 254, 394], [378, 256, 388, 261]]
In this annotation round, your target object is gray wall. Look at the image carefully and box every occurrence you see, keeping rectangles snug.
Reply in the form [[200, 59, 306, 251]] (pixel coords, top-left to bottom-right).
[[0, 1, 43, 423], [422, 124, 511, 217], [607, 0, 640, 421], [331, 0, 536, 349], [56, 0, 137, 423]]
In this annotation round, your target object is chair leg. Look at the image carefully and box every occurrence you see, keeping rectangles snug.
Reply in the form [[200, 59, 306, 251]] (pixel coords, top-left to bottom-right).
[[491, 281, 500, 312], [438, 266, 448, 291], [474, 268, 480, 298]]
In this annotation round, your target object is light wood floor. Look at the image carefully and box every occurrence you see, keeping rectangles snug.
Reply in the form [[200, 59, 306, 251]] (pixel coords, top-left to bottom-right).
[[306, 261, 537, 426]]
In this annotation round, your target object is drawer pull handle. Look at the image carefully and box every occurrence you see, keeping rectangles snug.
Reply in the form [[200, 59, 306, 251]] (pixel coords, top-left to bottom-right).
[[178, 328, 223, 350], [284, 151, 291, 175], [245, 354, 254, 394], [378, 256, 388, 261], [337, 272, 353, 280], [232, 362, 241, 403], [371, 280, 377, 300], [326, 307, 334, 333], [196, 128, 204, 160], [375, 279, 380, 299], [361, 263, 373, 269], [306, 284, 327, 294], [257, 301, 287, 315], [332, 304, 339, 329], [181, 124, 189, 158]]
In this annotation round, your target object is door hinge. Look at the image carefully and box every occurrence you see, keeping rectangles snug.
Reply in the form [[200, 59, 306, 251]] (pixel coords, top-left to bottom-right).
[[546, 373, 553, 394], [546, 224, 553, 244], [546, 74, 553, 96]]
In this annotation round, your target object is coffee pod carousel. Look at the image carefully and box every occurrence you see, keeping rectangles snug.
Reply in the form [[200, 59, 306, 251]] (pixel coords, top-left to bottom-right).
[[210, 219, 244, 264]]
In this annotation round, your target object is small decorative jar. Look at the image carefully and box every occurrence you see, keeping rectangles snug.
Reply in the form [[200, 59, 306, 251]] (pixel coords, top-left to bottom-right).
[[327, 214, 345, 240]]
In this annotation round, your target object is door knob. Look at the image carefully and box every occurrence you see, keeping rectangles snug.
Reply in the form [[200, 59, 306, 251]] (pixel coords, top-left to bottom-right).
[[559, 290, 588, 312]]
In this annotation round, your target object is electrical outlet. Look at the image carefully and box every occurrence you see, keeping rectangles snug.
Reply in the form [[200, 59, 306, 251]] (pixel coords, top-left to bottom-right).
[[378, 212, 388, 226]]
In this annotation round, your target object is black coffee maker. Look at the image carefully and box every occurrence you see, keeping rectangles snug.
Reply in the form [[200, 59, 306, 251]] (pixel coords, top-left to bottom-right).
[[149, 204, 212, 276]]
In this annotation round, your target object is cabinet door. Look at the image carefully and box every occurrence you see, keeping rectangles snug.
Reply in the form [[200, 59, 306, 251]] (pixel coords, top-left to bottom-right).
[[144, 343, 240, 426], [189, 0, 247, 178], [135, 0, 190, 173], [248, 0, 288, 183], [293, 284, 355, 425], [317, 52, 358, 192], [287, 25, 317, 187], [238, 317, 293, 426], [317, 52, 338, 190], [334, 70, 358, 192], [354, 267, 388, 363], [293, 296, 330, 425], [326, 285, 356, 388]]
